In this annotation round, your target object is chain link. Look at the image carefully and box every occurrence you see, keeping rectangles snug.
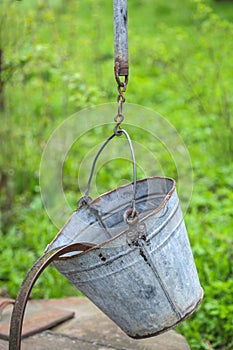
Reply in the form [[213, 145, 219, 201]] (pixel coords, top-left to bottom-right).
[[114, 62, 128, 136]]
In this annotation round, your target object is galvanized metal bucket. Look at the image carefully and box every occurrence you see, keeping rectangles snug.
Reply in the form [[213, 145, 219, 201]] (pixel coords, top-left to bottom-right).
[[45, 131, 203, 339], [9, 130, 203, 350]]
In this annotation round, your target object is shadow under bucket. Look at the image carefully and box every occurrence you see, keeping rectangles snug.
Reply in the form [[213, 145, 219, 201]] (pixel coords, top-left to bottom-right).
[[46, 176, 203, 339]]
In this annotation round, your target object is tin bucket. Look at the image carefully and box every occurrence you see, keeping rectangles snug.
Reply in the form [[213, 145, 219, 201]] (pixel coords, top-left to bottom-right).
[[45, 130, 203, 339], [9, 130, 203, 349]]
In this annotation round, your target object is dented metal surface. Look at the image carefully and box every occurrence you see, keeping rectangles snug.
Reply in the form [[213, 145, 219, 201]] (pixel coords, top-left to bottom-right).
[[47, 177, 203, 339]]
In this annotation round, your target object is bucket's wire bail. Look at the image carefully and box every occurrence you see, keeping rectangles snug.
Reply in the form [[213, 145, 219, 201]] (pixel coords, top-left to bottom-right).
[[78, 129, 138, 225]]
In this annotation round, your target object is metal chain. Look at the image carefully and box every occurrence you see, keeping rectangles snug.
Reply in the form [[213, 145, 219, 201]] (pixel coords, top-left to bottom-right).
[[114, 62, 128, 136]]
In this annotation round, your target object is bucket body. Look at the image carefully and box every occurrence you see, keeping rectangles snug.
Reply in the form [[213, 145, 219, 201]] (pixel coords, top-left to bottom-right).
[[46, 177, 203, 339]]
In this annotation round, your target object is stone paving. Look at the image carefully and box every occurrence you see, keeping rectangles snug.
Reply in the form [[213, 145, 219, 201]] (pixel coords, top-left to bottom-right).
[[0, 297, 190, 350]]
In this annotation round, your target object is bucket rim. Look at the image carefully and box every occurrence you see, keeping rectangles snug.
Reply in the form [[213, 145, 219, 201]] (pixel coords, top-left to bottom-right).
[[46, 176, 176, 259], [90, 175, 175, 206]]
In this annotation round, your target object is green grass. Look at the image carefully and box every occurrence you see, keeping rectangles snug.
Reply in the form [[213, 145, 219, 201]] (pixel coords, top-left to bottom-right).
[[0, 0, 233, 349]]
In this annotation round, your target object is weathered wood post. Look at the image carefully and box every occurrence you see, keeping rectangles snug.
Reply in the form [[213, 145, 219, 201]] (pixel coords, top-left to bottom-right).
[[113, 0, 128, 78]]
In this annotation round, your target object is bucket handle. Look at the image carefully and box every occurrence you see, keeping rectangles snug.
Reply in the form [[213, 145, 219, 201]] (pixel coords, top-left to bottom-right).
[[78, 129, 138, 223], [9, 242, 95, 350]]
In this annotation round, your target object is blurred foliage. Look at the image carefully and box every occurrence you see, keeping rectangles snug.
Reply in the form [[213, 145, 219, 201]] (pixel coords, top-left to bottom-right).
[[0, 0, 233, 349]]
